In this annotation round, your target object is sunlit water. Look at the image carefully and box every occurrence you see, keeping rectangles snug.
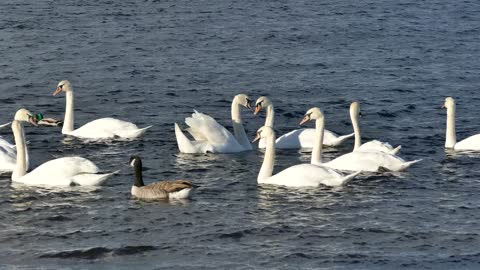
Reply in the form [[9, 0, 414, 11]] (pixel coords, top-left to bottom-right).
[[1, 0, 480, 269]]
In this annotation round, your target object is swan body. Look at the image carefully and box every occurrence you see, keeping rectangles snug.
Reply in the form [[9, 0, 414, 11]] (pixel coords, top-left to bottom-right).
[[443, 97, 480, 150], [175, 94, 253, 153], [254, 96, 353, 149], [129, 156, 193, 200], [349, 102, 401, 155], [11, 109, 116, 186], [254, 124, 360, 187], [54, 80, 151, 139]]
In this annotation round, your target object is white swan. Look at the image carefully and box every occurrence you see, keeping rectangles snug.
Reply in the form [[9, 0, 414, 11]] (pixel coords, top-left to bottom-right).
[[53, 80, 151, 139], [129, 156, 193, 200], [299, 107, 421, 172], [11, 109, 117, 186], [253, 124, 360, 187], [175, 94, 253, 153], [349, 102, 401, 155], [443, 97, 480, 150], [254, 96, 354, 149]]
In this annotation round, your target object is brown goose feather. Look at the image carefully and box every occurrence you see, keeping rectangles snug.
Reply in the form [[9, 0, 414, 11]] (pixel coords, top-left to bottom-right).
[[132, 180, 193, 200]]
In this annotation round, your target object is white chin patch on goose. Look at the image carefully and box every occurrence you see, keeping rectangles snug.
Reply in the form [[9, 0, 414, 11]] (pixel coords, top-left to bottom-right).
[[130, 160, 136, 167]]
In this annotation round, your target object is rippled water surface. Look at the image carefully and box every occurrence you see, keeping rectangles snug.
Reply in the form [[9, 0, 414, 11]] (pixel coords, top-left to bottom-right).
[[1, 0, 480, 269]]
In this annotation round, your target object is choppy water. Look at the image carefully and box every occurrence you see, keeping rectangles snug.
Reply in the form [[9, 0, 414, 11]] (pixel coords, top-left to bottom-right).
[[1, 0, 480, 269]]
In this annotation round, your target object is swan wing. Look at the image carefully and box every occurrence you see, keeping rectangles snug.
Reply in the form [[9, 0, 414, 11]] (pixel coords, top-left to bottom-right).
[[68, 118, 150, 139], [0, 146, 16, 172], [455, 134, 480, 150], [325, 151, 418, 172], [262, 164, 349, 187], [0, 122, 11, 129], [15, 157, 107, 186]]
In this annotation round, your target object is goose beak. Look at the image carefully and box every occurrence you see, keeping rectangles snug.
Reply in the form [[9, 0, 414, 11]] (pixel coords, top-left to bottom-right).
[[252, 133, 261, 143], [299, 116, 310, 126], [53, 86, 62, 96], [254, 104, 262, 115]]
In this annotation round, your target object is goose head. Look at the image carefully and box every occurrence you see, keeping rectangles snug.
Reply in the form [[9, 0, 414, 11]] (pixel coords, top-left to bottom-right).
[[300, 107, 324, 125], [252, 126, 274, 143], [14, 109, 39, 126], [234, 94, 253, 110], [254, 96, 273, 115], [53, 80, 72, 96], [442, 97, 455, 110], [129, 155, 142, 168]]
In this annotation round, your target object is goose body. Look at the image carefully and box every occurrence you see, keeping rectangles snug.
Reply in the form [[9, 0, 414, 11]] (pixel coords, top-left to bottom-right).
[[254, 123, 360, 188], [53, 80, 151, 139], [129, 156, 193, 200], [254, 97, 353, 149], [175, 94, 253, 153], [10, 109, 116, 186], [443, 97, 480, 150]]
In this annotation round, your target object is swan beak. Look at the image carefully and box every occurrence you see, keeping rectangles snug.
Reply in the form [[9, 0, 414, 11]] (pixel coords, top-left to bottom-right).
[[28, 116, 38, 126], [246, 102, 253, 111], [441, 104, 446, 109], [254, 104, 262, 115], [252, 133, 261, 143], [53, 86, 63, 96], [299, 116, 310, 126]]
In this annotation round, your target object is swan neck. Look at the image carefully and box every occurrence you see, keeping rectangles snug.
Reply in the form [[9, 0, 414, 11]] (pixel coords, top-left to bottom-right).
[[311, 117, 324, 165], [258, 133, 275, 182], [265, 105, 274, 127], [231, 100, 251, 150], [351, 110, 361, 150], [62, 90, 74, 133], [445, 105, 456, 148], [12, 121, 27, 180], [133, 162, 144, 187]]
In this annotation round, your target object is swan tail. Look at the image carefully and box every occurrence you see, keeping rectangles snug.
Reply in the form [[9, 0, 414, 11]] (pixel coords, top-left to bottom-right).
[[389, 145, 402, 155], [175, 123, 197, 153], [399, 159, 422, 171], [330, 133, 355, 146], [72, 170, 119, 186], [340, 170, 362, 186], [126, 125, 152, 138]]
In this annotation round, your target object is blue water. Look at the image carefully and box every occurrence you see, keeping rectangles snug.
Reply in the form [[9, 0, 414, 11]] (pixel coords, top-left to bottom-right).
[[1, 0, 480, 269]]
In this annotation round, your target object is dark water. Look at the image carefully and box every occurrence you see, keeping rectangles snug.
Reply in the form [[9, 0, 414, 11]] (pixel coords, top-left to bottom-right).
[[1, 0, 480, 269]]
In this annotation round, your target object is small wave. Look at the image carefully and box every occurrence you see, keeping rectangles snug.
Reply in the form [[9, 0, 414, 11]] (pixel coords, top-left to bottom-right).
[[39, 245, 157, 260]]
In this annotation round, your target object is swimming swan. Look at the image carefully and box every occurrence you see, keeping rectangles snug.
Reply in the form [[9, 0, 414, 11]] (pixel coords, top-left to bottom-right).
[[129, 156, 193, 200], [254, 96, 354, 149], [175, 94, 253, 153], [11, 109, 117, 186], [253, 125, 360, 187], [53, 80, 151, 139], [443, 97, 480, 150], [349, 101, 401, 155]]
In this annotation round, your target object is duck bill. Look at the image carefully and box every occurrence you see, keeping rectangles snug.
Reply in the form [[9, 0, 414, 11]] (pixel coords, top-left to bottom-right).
[[254, 105, 262, 115], [53, 86, 62, 96]]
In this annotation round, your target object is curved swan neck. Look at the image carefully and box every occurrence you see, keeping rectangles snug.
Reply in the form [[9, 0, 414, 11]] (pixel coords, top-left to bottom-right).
[[265, 105, 274, 127], [258, 132, 275, 182], [11, 121, 27, 181], [351, 110, 361, 150], [231, 99, 251, 150], [311, 117, 324, 165], [62, 90, 74, 133], [133, 161, 144, 187], [445, 103, 456, 148]]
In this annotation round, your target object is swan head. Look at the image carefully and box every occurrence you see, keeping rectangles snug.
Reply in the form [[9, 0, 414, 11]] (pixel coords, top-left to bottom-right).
[[442, 97, 455, 110], [254, 96, 273, 115], [53, 80, 72, 96], [300, 107, 324, 125], [234, 94, 253, 110], [14, 109, 39, 126], [129, 155, 142, 167], [252, 126, 274, 143], [350, 101, 361, 118]]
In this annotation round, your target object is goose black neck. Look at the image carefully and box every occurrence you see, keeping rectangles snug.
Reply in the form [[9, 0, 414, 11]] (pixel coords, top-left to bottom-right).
[[133, 160, 144, 187]]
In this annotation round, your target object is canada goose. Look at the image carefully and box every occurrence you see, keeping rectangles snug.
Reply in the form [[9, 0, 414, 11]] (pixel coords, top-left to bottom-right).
[[129, 156, 193, 200]]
